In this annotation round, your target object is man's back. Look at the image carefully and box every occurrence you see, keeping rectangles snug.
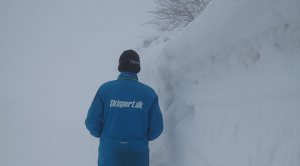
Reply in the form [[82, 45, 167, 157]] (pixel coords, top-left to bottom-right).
[[100, 72, 161, 148], [85, 71, 163, 166]]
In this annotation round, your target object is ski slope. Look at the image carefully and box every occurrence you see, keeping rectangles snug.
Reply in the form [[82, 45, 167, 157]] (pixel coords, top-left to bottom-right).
[[137, 0, 300, 165]]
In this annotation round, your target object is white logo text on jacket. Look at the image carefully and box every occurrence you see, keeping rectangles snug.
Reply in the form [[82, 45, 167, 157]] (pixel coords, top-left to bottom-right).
[[110, 100, 143, 109]]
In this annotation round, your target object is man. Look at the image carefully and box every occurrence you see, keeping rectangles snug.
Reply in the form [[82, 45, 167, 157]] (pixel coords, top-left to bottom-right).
[[85, 50, 164, 166]]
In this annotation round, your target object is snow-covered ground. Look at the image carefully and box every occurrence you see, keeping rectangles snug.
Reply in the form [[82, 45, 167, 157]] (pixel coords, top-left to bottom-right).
[[137, 0, 300, 165], [1, 0, 300, 166]]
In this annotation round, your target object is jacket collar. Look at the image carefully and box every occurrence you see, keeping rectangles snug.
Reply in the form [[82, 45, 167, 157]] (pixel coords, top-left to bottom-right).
[[118, 71, 138, 81]]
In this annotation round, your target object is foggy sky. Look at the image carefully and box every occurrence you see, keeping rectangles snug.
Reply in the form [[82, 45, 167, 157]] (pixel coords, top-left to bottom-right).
[[0, 1, 156, 165]]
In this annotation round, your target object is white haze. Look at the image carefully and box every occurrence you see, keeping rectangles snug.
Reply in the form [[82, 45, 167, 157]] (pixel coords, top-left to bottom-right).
[[1, 0, 300, 166], [1, 1, 155, 165]]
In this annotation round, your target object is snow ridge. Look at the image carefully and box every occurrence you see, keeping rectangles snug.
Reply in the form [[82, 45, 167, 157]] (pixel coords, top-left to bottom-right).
[[138, 0, 300, 165]]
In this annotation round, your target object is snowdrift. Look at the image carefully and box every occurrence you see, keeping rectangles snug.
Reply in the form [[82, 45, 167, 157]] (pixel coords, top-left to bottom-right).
[[137, 0, 300, 165]]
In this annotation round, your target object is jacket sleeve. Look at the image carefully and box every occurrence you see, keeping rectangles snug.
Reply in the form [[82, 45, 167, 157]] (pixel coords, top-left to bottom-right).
[[85, 90, 104, 138], [147, 96, 164, 141]]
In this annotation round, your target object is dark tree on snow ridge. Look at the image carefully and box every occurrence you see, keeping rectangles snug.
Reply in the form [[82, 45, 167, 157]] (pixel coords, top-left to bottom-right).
[[145, 0, 211, 31]]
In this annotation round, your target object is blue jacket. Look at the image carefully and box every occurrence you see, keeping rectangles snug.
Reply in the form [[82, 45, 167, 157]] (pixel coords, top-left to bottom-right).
[[85, 72, 164, 166]]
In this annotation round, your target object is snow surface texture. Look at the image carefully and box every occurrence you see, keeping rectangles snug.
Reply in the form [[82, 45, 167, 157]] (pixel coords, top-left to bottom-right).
[[137, 0, 300, 165]]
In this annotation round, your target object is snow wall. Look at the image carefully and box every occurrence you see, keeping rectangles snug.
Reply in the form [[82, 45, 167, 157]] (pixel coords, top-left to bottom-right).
[[136, 0, 300, 165]]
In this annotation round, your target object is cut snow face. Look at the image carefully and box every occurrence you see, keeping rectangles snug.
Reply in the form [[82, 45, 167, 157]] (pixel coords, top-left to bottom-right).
[[138, 0, 300, 166]]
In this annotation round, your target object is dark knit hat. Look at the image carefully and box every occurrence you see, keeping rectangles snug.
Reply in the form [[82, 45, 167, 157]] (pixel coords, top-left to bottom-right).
[[118, 50, 141, 73]]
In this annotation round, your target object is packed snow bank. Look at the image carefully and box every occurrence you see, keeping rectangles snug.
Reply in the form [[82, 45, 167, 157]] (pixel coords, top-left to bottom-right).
[[137, 0, 300, 165]]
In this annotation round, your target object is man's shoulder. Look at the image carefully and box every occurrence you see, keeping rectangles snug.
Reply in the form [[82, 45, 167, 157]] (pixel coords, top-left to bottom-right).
[[98, 80, 117, 91], [137, 81, 153, 89], [102, 80, 117, 86], [137, 82, 157, 96]]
